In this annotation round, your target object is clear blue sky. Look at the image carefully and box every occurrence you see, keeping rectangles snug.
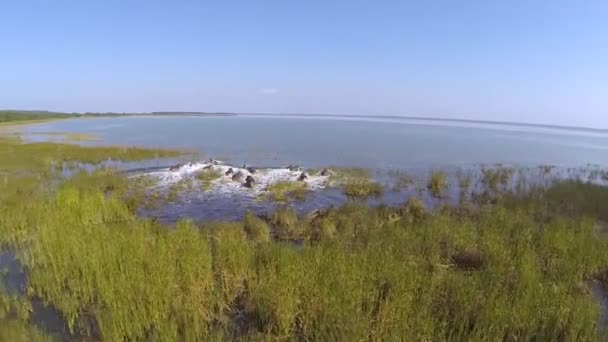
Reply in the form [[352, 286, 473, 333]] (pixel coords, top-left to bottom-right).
[[1, 1, 607, 128]]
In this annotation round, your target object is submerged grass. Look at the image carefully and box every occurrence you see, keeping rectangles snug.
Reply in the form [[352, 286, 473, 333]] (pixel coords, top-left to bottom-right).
[[0, 136, 608, 340], [343, 179, 384, 198], [481, 166, 515, 193], [427, 171, 449, 198], [263, 180, 309, 202], [328, 167, 371, 184], [195, 168, 223, 190]]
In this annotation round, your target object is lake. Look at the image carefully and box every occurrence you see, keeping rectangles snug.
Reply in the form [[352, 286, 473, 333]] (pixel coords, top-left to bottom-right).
[[22, 114, 608, 169]]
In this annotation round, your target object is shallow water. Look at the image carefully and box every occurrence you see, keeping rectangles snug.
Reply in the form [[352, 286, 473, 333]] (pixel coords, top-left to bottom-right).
[[19, 115, 608, 222]]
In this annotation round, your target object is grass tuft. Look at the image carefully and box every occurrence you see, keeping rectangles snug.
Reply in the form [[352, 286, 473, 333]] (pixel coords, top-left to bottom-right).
[[343, 180, 384, 198], [195, 168, 222, 190], [263, 181, 309, 202], [427, 171, 449, 198]]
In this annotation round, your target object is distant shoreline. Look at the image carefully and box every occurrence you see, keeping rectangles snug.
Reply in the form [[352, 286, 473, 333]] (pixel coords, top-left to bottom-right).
[[148, 112, 608, 134], [3, 109, 606, 134], [236, 113, 608, 134]]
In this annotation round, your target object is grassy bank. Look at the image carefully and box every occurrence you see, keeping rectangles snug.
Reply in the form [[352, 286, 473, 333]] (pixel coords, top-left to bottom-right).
[[1, 137, 608, 340]]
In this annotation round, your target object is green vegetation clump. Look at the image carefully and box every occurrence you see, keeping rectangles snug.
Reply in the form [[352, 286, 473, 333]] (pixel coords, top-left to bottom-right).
[[244, 211, 271, 243], [328, 167, 371, 184], [269, 207, 304, 240], [0, 110, 72, 124], [343, 179, 384, 198], [1, 136, 608, 340], [404, 197, 426, 221], [263, 180, 309, 202], [427, 171, 449, 198], [320, 167, 383, 198], [195, 168, 222, 190], [0, 136, 182, 173], [481, 166, 515, 193]]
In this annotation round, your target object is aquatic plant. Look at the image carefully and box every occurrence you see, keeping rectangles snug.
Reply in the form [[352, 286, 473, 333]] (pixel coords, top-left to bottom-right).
[[481, 166, 515, 194], [343, 179, 384, 198], [195, 168, 223, 190], [328, 167, 371, 184], [263, 180, 309, 202], [427, 171, 449, 198]]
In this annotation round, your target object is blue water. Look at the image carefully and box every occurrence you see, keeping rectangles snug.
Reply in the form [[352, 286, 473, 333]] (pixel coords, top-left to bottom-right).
[[23, 115, 608, 169]]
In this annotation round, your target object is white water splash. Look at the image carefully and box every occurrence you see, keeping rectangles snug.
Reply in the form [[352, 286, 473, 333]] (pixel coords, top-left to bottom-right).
[[131, 161, 330, 196]]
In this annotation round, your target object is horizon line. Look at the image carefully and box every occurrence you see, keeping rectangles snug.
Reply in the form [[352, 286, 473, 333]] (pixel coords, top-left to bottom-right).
[[3, 108, 607, 133]]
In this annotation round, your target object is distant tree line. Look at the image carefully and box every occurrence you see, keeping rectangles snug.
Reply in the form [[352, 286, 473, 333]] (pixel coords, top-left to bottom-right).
[[0, 110, 238, 123], [0, 110, 74, 123], [0, 110, 140, 123]]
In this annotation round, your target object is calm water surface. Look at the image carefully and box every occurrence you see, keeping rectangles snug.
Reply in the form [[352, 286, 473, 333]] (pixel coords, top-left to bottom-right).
[[23, 115, 608, 169]]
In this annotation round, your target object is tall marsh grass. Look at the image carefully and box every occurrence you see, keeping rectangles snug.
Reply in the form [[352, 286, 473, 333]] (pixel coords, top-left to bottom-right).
[[0, 137, 607, 340]]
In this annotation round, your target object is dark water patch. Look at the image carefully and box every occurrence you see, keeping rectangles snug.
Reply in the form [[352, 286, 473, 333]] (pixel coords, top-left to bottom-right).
[[30, 299, 72, 341], [590, 280, 608, 332], [0, 251, 27, 296], [0, 250, 74, 340]]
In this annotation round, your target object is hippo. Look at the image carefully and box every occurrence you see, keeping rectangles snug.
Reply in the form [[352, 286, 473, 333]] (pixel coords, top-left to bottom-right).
[[320, 168, 332, 176], [225, 168, 234, 176], [203, 165, 213, 170], [288, 165, 301, 172], [298, 172, 308, 181], [244, 175, 256, 188], [246, 167, 256, 174], [232, 171, 244, 182], [169, 163, 184, 172]]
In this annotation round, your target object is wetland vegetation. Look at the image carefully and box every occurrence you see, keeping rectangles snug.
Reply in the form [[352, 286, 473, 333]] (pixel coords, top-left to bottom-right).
[[262, 181, 309, 202], [1, 128, 608, 340]]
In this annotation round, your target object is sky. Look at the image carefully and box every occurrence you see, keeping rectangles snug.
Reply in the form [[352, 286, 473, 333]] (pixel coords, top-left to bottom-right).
[[1, 1, 607, 128]]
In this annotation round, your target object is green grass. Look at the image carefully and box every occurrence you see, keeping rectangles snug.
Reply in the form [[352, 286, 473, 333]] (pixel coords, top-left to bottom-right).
[[328, 167, 371, 184], [427, 171, 449, 198], [343, 179, 384, 198], [0, 136, 182, 174], [0, 136, 608, 340], [262, 180, 309, 202], [244, 211, 271, 243], [195, 168, 223, 190], [481, 166, 515, 193]]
